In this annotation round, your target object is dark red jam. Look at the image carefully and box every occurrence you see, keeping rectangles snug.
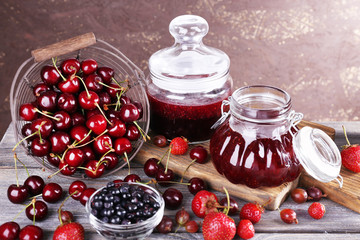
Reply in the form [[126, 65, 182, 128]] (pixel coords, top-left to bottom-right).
[[210, 120, 301, 188], [148, 94, 226, 142]]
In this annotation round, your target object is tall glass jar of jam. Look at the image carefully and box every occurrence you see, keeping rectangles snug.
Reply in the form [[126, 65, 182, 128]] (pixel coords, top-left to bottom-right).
[[210, 85, 343, 188], [146, 15, 233, 142]]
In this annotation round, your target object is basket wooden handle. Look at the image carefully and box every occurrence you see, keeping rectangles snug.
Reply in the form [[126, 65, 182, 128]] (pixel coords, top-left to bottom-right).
[[31, 32, 96, 62]]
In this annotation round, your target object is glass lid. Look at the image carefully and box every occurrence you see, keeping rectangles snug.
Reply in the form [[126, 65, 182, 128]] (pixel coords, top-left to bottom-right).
[[149, 15, 230, 93], [293, 126, 343, 187]]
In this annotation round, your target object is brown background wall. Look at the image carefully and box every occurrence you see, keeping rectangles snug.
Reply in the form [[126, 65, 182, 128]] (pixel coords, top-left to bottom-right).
[[1, 0, 360, 137]]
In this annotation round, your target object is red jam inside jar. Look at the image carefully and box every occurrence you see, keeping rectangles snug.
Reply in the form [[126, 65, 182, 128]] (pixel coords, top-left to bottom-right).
[[146, 15, 233, 142], [148, 93, 229, 142], [210, 85, 302, 188]]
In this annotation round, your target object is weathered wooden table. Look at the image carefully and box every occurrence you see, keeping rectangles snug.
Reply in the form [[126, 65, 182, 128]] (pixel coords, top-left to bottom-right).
[[1, 122, 360, 239]]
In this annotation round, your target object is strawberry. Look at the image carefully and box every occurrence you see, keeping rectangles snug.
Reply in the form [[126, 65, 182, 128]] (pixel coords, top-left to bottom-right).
[[53, 190, 85, 240], [237, 219, 255, 239], [341, 125, 360, 172], [170, 137, 188, 155], [239, 202, 264, 224], [53, 222, 84, 240], [202, 212, 236, 240], [308, 202, 326, 220], [191, 190, 219, 218]]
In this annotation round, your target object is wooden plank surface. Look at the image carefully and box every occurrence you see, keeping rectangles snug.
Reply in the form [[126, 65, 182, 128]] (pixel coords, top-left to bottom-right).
[[0, 122, 360, 239]]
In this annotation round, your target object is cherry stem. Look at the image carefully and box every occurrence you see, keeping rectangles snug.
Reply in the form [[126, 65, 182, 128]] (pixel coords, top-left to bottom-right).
[[73, 130, 93, 147], [35, 109, 60, 121], [52, 57, 67, 81], [58, 191, 78, 226], [223, 187, 230, 215], [123, 152, 131, 175], [12, 131, 38, 152], [32, 199, 36, 225], [75, 75, 90, 97], [98, 81, 125, 91], [95, 103, 112, 125], [111, 77, 128, 87], [12, 198, 36, 222], [14, 153, 30, 177], [164, 146, 171, 175], [29, 193, 42, 200], [73, 129, 109, 149], [14, 153, 19, 187], [150, 179, 190, 186], [342, 125, 351, 146], [115, 89, 126, 111], [48, 164, 68, 179], [180, 159, 197, 183], [133, 121, 150, 142]]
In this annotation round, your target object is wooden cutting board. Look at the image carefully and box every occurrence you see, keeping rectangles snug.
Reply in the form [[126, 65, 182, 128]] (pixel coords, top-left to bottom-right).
[[300, 168, 360, 213], [133, 120, 335, 210]]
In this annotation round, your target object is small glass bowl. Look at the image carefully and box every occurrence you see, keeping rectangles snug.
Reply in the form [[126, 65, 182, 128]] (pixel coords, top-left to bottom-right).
[[85, 182, 164, 239], [10, 39, 149, 179]]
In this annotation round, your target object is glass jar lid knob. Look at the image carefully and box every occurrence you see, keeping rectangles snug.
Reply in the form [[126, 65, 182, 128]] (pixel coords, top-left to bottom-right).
[[293, 126, 343, 187], [169, 15, 208, 45]]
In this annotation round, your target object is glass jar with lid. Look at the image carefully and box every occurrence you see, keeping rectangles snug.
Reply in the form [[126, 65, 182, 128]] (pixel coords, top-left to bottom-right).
[[210, 85, 343, 188], [146, 15, 233, 142]]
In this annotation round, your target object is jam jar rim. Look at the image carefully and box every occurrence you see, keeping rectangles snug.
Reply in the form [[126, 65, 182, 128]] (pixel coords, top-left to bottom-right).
[[229, 85, 292, 123]]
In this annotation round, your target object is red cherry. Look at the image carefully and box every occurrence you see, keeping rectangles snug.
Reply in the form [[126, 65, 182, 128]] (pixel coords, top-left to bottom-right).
[[79, 188, 96, 206], [114, 137, 132, 155], [219, 197, 239, 215], [57, 93, 78, 113], [25, 200, 48, 221], [31, 138, 50, 157], [70, 125, 91, 144], [132, 101, 143, 120], [80, 146, 96, 163], [42, 182, 63, 203], [119, 103, 140, 122], [19, 225, 43, 240], [59, 162, 77, 176], [86, 113, 107, 135], [81, 59, 98, 75], [102, 153, 119, 170], [69, 180, 87, 200], [163, 188, 183, 210], [33, 83, 52, 97], [21, 123, 36, 141], [19, 103, 38, 121], [58, 76, 80, 94], [97, 66, 114, 84], [40, 65, 60, 86], [49, 131, 70, 154], [47, 153, 60, 167], [143, 158, 163, 178], [60, 210, 74, 224], [124, 174, 141, 183], [78, 90, 100, 110], [85, 160, 105, 178], [86, 109, 101, 119], [153, 135, 167, 148], [71, 112, 86, 126], [156, 168, 174, 186], [85, 74, 103, 92], [36, 90, 58, 112], [53, 111, 71, 131], [106, 83, 122, 98], [30, 117, 54, 139], [188, 177, 207, 195], [24, 175, 45, 196], [108, 118, 126, 138], [0, 221, 20, 239], [7, 184, 29, 204], [120, 96, 131, 105], [99, 91, 112, 107], [125, 124, 140, 141], [64, 148, 85, 167], [60, 58, 80, 75], [189, 146, 208, 164], [93, 134, 113, 155]]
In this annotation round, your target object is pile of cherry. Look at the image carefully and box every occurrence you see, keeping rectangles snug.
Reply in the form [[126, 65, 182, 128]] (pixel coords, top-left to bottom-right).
[[17, 57, 145, 178]]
